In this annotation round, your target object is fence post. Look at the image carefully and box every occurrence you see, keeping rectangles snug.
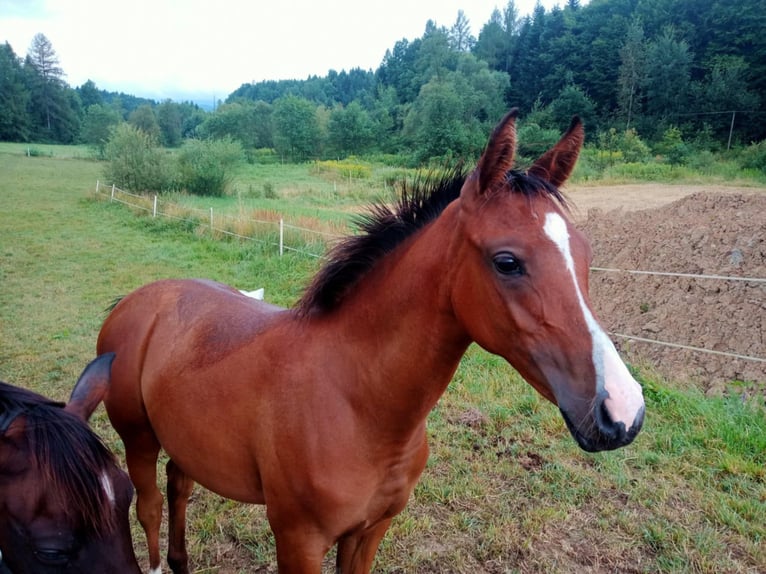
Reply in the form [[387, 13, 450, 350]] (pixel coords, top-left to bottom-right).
[[153, 195, 158, 218], [727, 111, 736, 151], [279, 218, 284, 256], [210, 207, 214, 231], [111, 184, 115, 202], [96, 180, 100, 193]]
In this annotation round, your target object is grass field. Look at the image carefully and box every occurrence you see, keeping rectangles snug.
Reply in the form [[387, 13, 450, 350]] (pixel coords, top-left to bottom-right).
[[1, 147, 765, 573]]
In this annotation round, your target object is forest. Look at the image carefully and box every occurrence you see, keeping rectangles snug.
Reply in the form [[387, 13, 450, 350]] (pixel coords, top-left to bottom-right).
[[1, 0, 764, 166]]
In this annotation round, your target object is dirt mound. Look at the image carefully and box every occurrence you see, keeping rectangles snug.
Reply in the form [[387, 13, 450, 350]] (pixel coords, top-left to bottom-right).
[[580, 192, 766, 390]]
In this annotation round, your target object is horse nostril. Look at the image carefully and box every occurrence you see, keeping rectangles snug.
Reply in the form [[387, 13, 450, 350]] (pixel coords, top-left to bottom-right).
[[595, 394, 625, 442]]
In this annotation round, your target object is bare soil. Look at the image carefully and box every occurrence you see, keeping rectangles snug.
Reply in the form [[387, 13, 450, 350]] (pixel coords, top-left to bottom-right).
[[566, 183, 766, 391]]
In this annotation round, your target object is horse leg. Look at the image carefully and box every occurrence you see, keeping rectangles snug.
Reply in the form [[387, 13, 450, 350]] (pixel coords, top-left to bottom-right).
[[335, 518, 393, 574], [166, 459, 195, 574], [123, 432, 165, 574], [270, 524, 330, 573]]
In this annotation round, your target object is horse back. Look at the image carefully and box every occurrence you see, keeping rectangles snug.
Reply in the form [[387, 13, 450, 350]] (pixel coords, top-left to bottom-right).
[[97, 279, 286, 409], [101, 276, 284, 350]]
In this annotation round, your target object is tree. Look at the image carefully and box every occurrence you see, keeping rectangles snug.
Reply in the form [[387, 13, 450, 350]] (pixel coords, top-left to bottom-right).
[[617, 19, 647, 129], [128, 104, 161, 141], [502, 0, 521, 36], [403, 56, 508, 162], [378, 38, 423, 103], [506, 8, 547, 111], [366, 85, 400, 153], [156, 100, 183, 147], [327, 101, 376, 157], [176, 102, 207, 139], [415, 22, 455, 82], [249, 101, 274, 149], [80, 104, 121, 158], [0, 42, 31, 141], [198, 101, 263, 148], [643, 27, 693, 125], [26, 34, 73, 141], [272, 95, 321, 161], [449, 10, 475, 52], [473, 9, 508, 70], [403, 77, 466, 162], [549, 84, 597, 134], [77, 80, 103, 108]]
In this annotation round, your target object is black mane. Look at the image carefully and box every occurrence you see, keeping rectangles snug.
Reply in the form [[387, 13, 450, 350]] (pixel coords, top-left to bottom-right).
[[0, 381, 117, 535], [296, 167, 567, 316]]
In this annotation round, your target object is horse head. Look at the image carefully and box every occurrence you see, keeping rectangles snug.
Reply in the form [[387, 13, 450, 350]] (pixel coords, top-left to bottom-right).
[[452, 109, 645, 452], [0, 355, 140, 573]]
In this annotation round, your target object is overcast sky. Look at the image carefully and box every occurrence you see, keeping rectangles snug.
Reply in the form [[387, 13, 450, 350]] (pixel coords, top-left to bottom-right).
[[2, 0, 563, 102]]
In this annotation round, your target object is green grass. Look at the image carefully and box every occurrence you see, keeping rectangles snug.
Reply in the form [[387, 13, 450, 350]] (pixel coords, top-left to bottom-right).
[[1, 148, 765, 573]]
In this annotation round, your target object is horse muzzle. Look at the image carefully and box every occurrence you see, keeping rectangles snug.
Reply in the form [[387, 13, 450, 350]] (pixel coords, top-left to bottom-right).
[[561, 393, 645, 452]]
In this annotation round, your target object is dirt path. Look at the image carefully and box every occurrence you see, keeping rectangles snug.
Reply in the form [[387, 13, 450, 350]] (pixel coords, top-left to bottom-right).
[[566, 183, 765, 220]]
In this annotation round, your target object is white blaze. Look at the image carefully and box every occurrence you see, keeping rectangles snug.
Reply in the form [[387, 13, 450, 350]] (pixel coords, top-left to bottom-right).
[[542, 212, 644, 427], [100, 471, 116, 506]]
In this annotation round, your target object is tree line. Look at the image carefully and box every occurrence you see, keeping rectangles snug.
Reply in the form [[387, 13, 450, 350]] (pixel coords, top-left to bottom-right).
[[1, 0, 764, 167]]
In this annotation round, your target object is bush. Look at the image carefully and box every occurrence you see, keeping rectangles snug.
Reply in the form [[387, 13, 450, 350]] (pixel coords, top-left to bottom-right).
[[653, 126, 692, 166], [103, 124, 175, 192], [595, 128, 651, 165], [739, 140, 766, 174], [177, 138, 244, 197]]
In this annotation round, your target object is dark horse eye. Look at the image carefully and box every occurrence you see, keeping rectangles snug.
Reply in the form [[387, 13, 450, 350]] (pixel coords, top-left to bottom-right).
[[493, 252, 525, 276], [35, 548, 70, 566]]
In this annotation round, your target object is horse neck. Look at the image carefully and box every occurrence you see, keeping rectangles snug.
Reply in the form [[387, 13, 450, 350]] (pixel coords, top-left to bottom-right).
[[318, 202, 470, 430]]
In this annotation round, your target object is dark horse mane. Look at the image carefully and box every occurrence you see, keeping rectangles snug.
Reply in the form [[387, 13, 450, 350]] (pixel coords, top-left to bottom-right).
[[296, 166, 567, 316], [0, 381, 117, 536]]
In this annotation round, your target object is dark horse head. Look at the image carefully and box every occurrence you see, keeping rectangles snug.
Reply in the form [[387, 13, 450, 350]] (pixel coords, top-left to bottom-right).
[[0, 355, 140, 573]]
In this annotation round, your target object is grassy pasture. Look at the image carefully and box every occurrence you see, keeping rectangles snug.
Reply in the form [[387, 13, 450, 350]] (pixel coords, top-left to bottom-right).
[[1, 146, 765, 573]]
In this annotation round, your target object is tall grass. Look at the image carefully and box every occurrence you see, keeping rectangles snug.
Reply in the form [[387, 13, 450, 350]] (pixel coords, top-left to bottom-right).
[[1, 148, 765, 573]]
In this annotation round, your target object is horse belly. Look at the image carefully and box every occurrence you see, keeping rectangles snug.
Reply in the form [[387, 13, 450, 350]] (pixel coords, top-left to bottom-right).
[[139, 347, 276, 504]]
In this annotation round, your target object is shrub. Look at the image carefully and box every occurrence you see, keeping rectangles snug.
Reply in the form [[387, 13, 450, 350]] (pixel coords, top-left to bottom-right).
[[595, 128, 651, 166], [103, 123, 175, 192], [739, 140, 766, 174], [654, 126, 691, 166], [25, 147, 52, 157], [617, 128, 652, 163], [177, 138, 244, 197]]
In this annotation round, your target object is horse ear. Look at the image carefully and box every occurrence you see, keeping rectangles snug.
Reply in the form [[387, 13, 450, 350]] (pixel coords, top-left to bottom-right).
[[66, 353, 115, 421], [528, 115, 584, 187], [476, 108, 519, 192]]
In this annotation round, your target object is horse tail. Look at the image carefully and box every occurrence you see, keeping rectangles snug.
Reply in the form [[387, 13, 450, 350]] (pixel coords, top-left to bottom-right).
[[66, 353, 116, 421]]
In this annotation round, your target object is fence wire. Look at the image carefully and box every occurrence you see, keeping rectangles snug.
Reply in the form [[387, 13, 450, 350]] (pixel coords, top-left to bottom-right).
[[96, 181, 766, 369]]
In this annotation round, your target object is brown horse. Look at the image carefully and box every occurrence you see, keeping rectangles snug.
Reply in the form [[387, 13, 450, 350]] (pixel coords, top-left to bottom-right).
[[0, 354, 140, 573], [97, 110, 645, 573]]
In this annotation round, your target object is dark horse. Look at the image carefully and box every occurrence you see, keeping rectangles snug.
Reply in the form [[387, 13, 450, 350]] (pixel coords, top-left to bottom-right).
[[96, 110, 645, 573], [0, 354, 140, 573]]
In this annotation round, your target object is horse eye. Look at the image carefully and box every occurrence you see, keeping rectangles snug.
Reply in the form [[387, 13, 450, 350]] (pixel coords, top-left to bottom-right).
[[493, 252, 524, 276], [35, 548, 70, 566]]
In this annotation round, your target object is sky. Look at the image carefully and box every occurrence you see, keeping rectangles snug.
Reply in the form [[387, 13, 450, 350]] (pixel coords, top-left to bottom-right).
[[1, 0, 562, 104]]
